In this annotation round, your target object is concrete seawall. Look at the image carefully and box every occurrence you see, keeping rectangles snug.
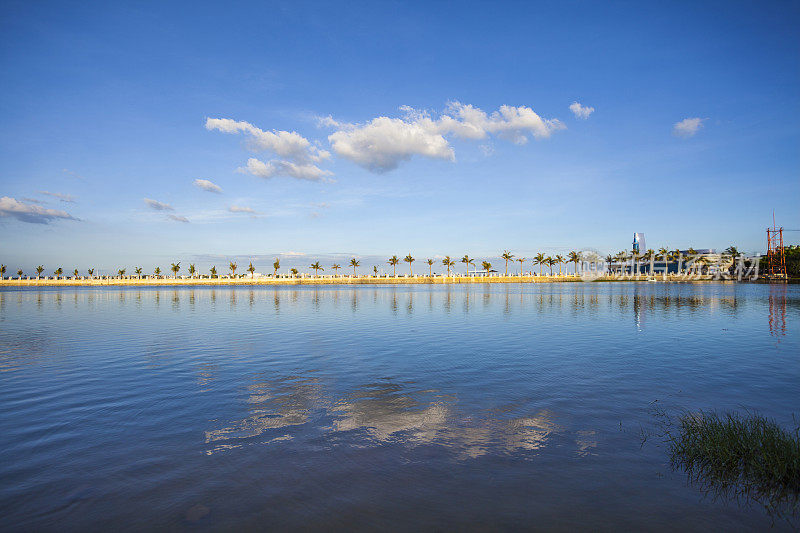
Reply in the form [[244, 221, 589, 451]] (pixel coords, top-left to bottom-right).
[[0, 274, 717, 287]]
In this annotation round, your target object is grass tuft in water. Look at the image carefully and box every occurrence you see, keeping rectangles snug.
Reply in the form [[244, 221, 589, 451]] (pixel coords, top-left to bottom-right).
[[668, 410, 800, 520]]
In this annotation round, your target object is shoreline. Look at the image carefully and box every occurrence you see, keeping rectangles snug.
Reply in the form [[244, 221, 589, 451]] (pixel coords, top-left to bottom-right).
[[0, 274, 733, 287]]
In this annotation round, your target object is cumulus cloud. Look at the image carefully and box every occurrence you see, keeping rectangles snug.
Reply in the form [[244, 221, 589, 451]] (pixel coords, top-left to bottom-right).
[[144, 198, 174, 211], [228, 205, 257, 214], [324, 102, 565, 172], [167, 214, 189, 223], [206, 117, 332, 181], [209, 102, 565, 176], [193, 179, 222, 193], [206, 118, 330, 163], [0, 196, 78, 224], [239, 158, 333, 182], [569, 102, 594, 119], [673, 117, 704, 138], [39, 190, 76, 203], [327, 117, 453, 172]]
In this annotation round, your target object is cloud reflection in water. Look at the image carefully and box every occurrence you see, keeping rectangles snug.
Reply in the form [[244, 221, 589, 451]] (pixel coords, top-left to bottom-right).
[[205, 376, 585, 459]]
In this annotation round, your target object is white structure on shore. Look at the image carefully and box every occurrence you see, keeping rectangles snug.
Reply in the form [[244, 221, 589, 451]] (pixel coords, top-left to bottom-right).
[[632, 233, 646, 254]]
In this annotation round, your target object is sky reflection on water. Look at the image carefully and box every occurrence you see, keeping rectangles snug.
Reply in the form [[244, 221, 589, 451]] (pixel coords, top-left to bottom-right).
[[0, 283, 797, 530]]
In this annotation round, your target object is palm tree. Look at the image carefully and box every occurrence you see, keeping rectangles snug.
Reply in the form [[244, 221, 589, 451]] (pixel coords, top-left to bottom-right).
[[501, 250, 514, 276], [54, 267, 63, 279], [332, 263, 341, 277], [35, 265, 44, 280], [135, 267, 143, 279], [534, 253, 546, 275], [273, 259, 280, 277], [567, 251, 581, 276], [657, 247, 670, 276], [643, 249, 656, 275], [546, 257, 555, 276], [247, 261, 255, 278], [696, 256, 710, 274], [87, 268, 94, 279], [516, 257, 526, 275], [404, 254, 415, 276], [310, 261, 323, 276], [481, 260, 492, 274], [387, 255, 399, 277], [228, 261, 237, 278], [461, 255, 474, 275], [0, 265, 5, 280], [154, 267, 161, 278], [373, 266, 378, 276], [426, 258, 434, 276], [290, 268, 298, 277], [17, 269, 23, 279], [189, 264, 196, 278], [117, 268, 126, 279], [554, 254, 564, 275], [72, 268, 79, 279], [350, 258, 360, 276], [442, 256, 455, 276], [210, 266, 217, 278], [171, 262, 181, 278]]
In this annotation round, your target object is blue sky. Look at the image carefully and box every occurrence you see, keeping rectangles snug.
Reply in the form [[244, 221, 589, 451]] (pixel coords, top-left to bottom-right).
[[1, 1, 798, 275]]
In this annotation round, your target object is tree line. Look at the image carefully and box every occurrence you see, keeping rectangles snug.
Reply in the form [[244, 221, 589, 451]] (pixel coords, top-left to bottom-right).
[[0, 246, 759, 280]]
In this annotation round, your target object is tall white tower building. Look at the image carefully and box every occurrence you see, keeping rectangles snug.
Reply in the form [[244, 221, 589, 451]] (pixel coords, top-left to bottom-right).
[[632, 233, 646, 254]]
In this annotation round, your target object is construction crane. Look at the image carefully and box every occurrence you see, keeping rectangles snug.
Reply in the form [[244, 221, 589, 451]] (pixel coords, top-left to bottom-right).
[[765, 212, 800, 281]]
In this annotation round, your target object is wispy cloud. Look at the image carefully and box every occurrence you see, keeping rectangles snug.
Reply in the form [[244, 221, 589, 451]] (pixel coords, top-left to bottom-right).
[[62, 169, 85, 181], [167, 214, 189, 223], [39, 190, 76, 203], [0, 196, 78, 224], [228, 205, 257, 214], [672, 117, 705, 138], [569, 102, 594, 119], [144, 198, 174, 211], [193, 179, 222, 193]]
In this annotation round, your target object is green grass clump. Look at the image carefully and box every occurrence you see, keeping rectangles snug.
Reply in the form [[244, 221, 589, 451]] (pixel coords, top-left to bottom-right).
[[669, 411, 800, 519]]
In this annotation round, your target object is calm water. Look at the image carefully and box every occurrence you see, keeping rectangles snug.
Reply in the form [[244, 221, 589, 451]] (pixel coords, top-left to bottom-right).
[[0, 283, 797, 531]]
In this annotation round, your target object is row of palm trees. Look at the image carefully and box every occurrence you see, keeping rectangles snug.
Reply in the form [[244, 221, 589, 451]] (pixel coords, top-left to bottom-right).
[[0, 251, 581, 281], [3, 247, 735, 281], [302, 251, 584, 278]]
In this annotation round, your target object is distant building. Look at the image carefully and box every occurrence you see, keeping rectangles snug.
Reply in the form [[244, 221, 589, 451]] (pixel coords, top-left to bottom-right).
[[632, 233, 646, 254], [609, 246, 730, 275]]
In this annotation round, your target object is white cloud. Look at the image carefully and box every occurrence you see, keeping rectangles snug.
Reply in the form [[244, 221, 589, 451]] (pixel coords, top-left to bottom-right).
[[210, 102, 565, 177], [228, 205, 257, 214], [144, 198, 174, 211], [569, 102, 594, 119], [673, 117, 704, 138], [206, 117, 333, 181], [39, 190, 76, 203], [328, 117, 454, 172], [167, 214, 189, 223], [205, 118, 330, 164], [193, 179, 222, 193], [324, 102, 564, 172], [0, 196, 77, 224], [240, 158, 333, 182]]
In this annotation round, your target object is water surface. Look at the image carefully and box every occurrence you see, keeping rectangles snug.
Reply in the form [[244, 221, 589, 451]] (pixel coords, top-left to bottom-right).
[[1, 283, 797, 530]]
